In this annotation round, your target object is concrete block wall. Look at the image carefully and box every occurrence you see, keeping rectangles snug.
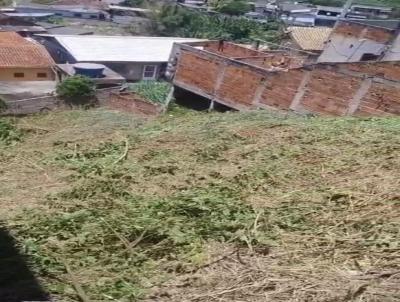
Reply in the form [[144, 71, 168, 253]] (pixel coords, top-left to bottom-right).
[[173, 44, 400, 116]]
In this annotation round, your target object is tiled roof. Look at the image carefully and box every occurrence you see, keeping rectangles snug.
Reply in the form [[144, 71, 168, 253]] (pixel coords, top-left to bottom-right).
[[288, 26, 332, 51], [0, 32, 55, 68]]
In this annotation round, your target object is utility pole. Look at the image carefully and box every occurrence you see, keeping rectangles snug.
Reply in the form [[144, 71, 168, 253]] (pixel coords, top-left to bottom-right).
[[340, 0, 353, 19]]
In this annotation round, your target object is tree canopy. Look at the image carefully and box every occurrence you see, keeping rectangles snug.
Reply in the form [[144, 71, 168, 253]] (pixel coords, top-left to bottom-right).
[[210, 0, 251, 16], [152, 5, 281, 43]]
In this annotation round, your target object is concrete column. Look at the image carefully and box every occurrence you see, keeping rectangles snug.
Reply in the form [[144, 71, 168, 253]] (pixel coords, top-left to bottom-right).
[[347, 77, 372, 115], [289, 70, 312, 111], [211, 61, 228, 102], [163, 86, 175, 113], [252, 78, 266, 108]]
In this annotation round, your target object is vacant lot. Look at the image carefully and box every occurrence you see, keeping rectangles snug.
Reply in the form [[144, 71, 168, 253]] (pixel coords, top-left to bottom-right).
[[1, 109, 399, 301]]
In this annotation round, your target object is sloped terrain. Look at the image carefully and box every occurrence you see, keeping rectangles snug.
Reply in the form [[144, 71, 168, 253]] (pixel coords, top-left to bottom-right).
[[0, 109, 399, 301]]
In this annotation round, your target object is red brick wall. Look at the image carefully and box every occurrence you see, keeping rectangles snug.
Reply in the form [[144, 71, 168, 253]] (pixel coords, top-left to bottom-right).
[[217, 65, 262, 107], [334, 21, 393, 43], [335, 22, 364, 37], [344, 62, 400, 82], [238, 54, 305, 69], [356, 83, 400, 116], [174, 50, 221, 95], [260, 69, 304, 109], [300, 68, 362, 115]]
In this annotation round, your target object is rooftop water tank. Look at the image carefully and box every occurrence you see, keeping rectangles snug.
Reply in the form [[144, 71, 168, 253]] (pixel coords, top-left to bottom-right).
[[73, 63, 105, 78]]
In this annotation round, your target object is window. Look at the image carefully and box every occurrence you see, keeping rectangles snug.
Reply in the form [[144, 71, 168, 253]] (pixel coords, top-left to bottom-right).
[[90, 15, 97, 19], [73, 13, 82, 17], [14, 72, 24, 78], [37, 72, 47, 78], [142, 65, 157, 80]]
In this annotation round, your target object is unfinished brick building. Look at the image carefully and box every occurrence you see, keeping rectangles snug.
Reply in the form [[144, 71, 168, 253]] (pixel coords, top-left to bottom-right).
[[169, 41, 400, 116], [318, 20, 400, 63]]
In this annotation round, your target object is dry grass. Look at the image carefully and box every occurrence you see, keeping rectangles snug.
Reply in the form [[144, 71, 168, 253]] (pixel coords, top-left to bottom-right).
[[1, 108, 399, 301]]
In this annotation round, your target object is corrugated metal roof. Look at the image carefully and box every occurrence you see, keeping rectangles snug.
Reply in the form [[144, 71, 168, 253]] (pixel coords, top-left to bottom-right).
[[0, 32, 55, 67], [288, 26, 332, 51], [48, 35, 203, 62]]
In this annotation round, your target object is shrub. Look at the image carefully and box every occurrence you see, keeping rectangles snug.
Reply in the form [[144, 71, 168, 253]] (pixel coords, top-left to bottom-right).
[[0, 98, 7, 113], [0, 119, 22, 145], [56, 75, 96, 106], [130, 81, 171, 104]]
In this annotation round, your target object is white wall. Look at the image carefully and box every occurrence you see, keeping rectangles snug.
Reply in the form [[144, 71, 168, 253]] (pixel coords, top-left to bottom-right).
[[383, 34, 400, 61], [318, 34, 386, 63]]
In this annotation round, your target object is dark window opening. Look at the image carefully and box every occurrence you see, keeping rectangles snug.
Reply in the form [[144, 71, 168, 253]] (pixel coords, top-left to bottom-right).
[[90, 15, 97, 19], [73, 13, 82, 17], [37, 73, 47, 78], [360, 53, 380, 61], [14, 72, 24, 78]]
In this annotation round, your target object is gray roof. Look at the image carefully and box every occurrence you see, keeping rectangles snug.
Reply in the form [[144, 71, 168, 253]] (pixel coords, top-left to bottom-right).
[[279, 3, 313, 12], [316, 6, 343, 13], [346, 19, 400, 30]]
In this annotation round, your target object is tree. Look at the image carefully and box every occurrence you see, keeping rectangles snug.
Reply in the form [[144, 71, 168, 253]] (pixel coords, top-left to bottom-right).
[[56, 75, 96, 106], [211, 0, 250, 16], [152, 4, 280, 42]]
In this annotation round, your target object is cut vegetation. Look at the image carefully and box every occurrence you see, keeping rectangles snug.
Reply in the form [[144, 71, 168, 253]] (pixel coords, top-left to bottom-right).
[[0, 109, 399, 301]]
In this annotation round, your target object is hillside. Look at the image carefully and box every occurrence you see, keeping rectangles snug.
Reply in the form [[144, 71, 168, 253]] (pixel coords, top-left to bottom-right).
[[1, 109, 399, 301]]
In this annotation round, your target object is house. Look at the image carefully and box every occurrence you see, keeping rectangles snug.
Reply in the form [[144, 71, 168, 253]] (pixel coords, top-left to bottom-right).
[[37, 35, 202, 81], [315, 6, 343, 27], [0, 32, 55, 81], [168, 40, 400, 116], [13, 4, 110, 20], [177, 0, 207, 6], [0, 13, 38, 26], [0, 25, 46, 37], [287, 26, 332, 53], [281, 12, 315, 27], [348, 5, 392, 20], [318, 20, 400, 63], [279, 3, 316, 27]]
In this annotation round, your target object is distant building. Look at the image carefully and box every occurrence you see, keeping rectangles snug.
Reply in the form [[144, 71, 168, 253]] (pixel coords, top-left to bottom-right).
[[348, 5, 392, 20], [318, 20, 400, 63], [0, 32, 55, 81], [279, 3, 316, 27], [37, 35, 202, 81], [177, 0, 207, 5], [13, 4, 109, 20], [281, 12, 315, 27], [315, 6, 343, 27]]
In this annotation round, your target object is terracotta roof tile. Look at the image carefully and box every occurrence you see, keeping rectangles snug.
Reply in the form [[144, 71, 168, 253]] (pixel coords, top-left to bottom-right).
[[0, 32, 55, 67], [288, 26, 332, 51]]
